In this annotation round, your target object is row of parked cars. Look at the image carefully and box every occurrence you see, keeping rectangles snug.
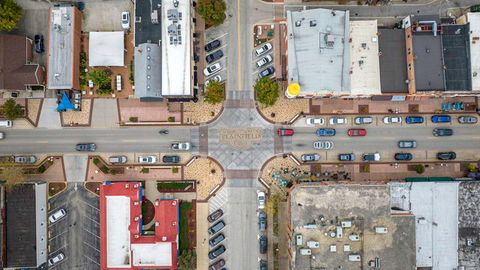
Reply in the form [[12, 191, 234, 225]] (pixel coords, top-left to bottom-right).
[[207, 209, 227, 270], [303, 115, 478, 126], [254, 42, 275, 79], [48, 208, 67, 267], [302, 150, 456, 162], [204, 39, 225, 86]]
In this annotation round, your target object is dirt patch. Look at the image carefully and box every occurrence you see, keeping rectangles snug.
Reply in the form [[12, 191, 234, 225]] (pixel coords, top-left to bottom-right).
[[85, 181, 100, 195], [186, 201, 197, 250], [258, 90, 309, 123], [48, 182, 66, 197], [183, 96, 223, 124], [157, 181, 196, 192]]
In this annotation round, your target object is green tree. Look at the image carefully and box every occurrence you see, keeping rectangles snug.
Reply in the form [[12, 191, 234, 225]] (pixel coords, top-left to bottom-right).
[[0, 162, 26, 189], [196, 0, 226, 27], [178, 249, 196, 270], [0, 98, 24, 120], [88, 69, 112, 95], [415, 164, 425, 174], [466, 163, 478, 172], [204, 81, 224, 104], [255, 77, 279, 107], [0, 0, 22, 32]]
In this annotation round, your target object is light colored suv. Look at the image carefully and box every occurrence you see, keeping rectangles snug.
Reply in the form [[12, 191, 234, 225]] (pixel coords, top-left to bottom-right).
[[0, 120, 12, 128], [49, 209, 66, 223], [138, 155, 157, 164], [255, 42, 272, 56], [121, 11, 130, 30], [204, 63, 222, 76], [256, 54, 273, 68], [48, 253, 65, 266], [109, 155, 127, 164]]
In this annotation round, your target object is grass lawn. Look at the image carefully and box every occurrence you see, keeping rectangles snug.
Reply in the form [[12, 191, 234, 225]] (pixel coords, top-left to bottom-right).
[[179, 202, 192, 251], [157, 181, 193, 191]]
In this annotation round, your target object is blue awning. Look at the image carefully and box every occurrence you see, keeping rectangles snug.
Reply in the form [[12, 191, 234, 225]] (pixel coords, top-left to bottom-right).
[[56, 92, 75, 111]]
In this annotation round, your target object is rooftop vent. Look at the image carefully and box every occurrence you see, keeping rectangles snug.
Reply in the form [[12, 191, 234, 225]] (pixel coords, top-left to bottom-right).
[[295, 20, 301, 27], [310, 20, 317, 27]]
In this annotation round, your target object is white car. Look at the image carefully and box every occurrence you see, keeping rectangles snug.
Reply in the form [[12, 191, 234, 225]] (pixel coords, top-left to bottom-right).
[[121, 11, 130, 30], [305, 117, 325, 126], [0, 132, 4, 139], [49, 209, 66, 223], [383, 116, 402, 124], [204, 63, 222, 76], [257, 191, 266, 209], [329, 117, 347, 125], [138, 155, 157, 164], [255, 42, 272, 56], [205, 75, 223, 87], [171, 142, 191, 150], [256, 54, 273, 68], [313, 140, 334, 150], [48, 253, 65, 266]]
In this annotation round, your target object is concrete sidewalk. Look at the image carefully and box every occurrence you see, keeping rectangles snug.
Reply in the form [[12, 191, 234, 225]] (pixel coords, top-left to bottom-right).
[[37, 98, 61, 129], [63, 154, 89, 182], [196, 202, 209, 270], [91, 99, 120, 128]]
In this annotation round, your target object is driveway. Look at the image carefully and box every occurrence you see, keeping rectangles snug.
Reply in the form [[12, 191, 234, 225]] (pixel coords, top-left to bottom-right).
[[38, 99, 61, 129], [48, 183, 100, 270], [82, 0, 133, 32], [91, 99, 119, 128]]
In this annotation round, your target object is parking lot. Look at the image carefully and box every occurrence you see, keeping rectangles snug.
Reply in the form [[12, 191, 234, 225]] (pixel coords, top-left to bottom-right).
[[48, 183, 100, 269], [204, 30, 230, 91]]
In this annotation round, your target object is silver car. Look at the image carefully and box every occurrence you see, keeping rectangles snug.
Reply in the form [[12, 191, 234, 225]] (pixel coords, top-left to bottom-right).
[[313, 140, 334, 150], [301, 154, 320, 162], [398, 140, 417, 148]]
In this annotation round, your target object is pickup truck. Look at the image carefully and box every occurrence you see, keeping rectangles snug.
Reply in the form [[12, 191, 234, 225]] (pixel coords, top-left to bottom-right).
[[171, 142, 191, 151]]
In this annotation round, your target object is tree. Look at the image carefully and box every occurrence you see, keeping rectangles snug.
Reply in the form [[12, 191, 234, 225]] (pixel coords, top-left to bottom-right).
[[0, 98, 24, 120], [0, 162, 26, 189], [466, 163, 478, 173], [0, 0, 22, 32], [204, 81, 224, 104], [196, 0, 226, 27], [415, 164, 425, 174], [88, 69, 112, 95], [255, 77, 279, 107], [178, 249, 196, 270]]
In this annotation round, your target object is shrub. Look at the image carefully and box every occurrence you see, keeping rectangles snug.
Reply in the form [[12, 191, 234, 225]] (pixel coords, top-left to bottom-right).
[[110, 169, 118, 175], [37, 165, 46, 174], [415, 164, 425, 174], [172, 167, 179, 174], [466, 163, 478, 172], [0, 0, 23, 32], [140, 168, 149, 174], [93, 158, 100, 165], [0, 98, 24, 120], [196, 0, 226, 27], [88, 69, 112, 95], [100, 166, 109, 174], [204, 81, 224, 104], [255, 77, 279, 107], [129, 116, 138, 122], [168, 116, 175, 122]]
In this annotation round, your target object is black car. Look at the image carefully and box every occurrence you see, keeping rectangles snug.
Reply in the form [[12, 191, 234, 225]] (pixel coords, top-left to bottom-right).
[[208, 220, 225, 235], [394, 153, 413, 161], [260, 260, 268, 270], [258, 67, 275, 79], [34, 34, 44, 53], [162, 155, 180, 164], [75, 143, 96, 152], [205, 39, 221, 52], [206, 50, 224, 64], [437, 152, 456, 160], [432, 128, 453, 136], [338, 153, 355, 161], [258, 211, 267, 231], [209, 259, 225, 270], [208, 245, 226, 260], [209, 233, 225, 247], [259, 235, 267, 254], [207, 209, 224, 223]]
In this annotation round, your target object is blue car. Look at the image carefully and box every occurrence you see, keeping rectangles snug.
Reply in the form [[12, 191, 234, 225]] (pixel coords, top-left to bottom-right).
[[405, 116, 424, 124], [431, 115, 451, 123], [316, 128, 336, 136]]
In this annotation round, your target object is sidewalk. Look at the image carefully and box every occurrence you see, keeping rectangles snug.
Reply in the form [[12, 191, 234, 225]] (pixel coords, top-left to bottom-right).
[[196, 202, 209, 270]]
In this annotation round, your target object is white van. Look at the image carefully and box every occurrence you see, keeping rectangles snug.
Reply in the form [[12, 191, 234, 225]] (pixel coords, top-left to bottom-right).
[[116, 75, 122, 91], [300, 249, 311, 255], [0, 120, 12, 128], [348, 254, 361, 262], [295, 234, 303, 246], [375, 226, 388, 234], [307, 241, 319, 249]]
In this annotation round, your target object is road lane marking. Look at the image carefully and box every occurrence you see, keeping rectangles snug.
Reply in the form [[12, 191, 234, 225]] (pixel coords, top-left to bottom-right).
[[237, 0, 242, 90]]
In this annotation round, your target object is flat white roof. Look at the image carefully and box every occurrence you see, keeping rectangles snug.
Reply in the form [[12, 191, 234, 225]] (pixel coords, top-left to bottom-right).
[[106, 196, 131, 268], [467, 13, 480, 90], [161, 0, 191, 96], [131, 243, 173, 267], [89, 32, 125, 67], [349, 20, 381, 96]]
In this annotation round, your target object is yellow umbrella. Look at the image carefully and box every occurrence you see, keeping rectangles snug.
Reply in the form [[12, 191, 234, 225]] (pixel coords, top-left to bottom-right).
[[287, 83, 301, 97]]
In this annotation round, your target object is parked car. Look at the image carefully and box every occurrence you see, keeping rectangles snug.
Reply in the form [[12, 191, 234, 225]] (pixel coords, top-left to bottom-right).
[[277, 128, 294, 136], [204, 63, 222, 76], [259, 235, 268, 254], [0, 132, 4, 140], [48, 253, 65, 267], [209, 259, 226, 270], [383, 116, 402, 124], [206, 50, 224, 64], [405, 116, 424, 124], [431, 115, 451, 123], [301, 153, 320, 162], [260, 260, 268, 270], [437, 151, 456, 160], [207, 209, 224, 223], [14, 155, 37, 164], [208, 220, 226, 235], [209, 233, 225, 247], [329, 117, 347, 125], [34, 34, 44, 53], [205, 75, 223, 86], [313, 140, 334, 150], [257, 191, 266, 209], [316, 128, 336, 136], [338, 153, 355, 161], [255, 42, 272, 56], [121, 11, 130, 30], [256, 54, 273, 68], [205, 39, 221, 52], [432, 128, 453, 136], [162, 155, 180, 164], [0, 120, 12, 128], [398, 140, 417, 149], [258, 66, 275, 79], [363, 152, 380, 161], [75, 143, 96, 152], [305, 117, 325, 126], [137, 155, 157, 164], [259, 211, 267, 231], [354, 116, 373, 125], [208, 245, 226, 260], [347, 128, 366, 137], [458, 116, 478, 124], [49, 209, 66, 223], [109, 155, 127, 164], [171, 142, 191, 150], [394, 153, 413, 161]]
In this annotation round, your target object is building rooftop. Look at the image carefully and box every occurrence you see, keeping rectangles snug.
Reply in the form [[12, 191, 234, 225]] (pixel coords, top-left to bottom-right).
[[378, 29, 408, 93], [161, 0, 192, 97], [134, 43, 163, 101], [412, 31, 445, 91], [349, 20, 381, 96], [467, 12, 480, 90], [89, 32, 125, 67], [47, 6, 81, 90], [442, 24, 471, 90], [458, 182, 480, 269], [134, 0, 162, 46], [287, 8, 351, 96]]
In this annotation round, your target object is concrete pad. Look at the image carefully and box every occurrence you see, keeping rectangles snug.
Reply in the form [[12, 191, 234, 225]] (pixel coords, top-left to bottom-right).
[[82, 0, 133, 32], [91, 99, 120, 128], [196, 202, 209, 270], [63, 155, 89, 182], [38, 98, 61, 129]]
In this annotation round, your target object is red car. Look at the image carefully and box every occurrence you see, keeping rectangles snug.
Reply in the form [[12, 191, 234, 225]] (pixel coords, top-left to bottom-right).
[[277, 128, 294, 136], [347, 128, 366, 137]]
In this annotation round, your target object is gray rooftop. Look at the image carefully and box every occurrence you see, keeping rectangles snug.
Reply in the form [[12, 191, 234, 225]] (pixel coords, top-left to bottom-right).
[[442, 24, 472, 91], [378, 29, 408, 93], [287, 8, 351, 95], [413, 33, 445, 91], [47, 6, 77, 90], [134, 0, 162, 46], [134, 43, 163, 101]]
